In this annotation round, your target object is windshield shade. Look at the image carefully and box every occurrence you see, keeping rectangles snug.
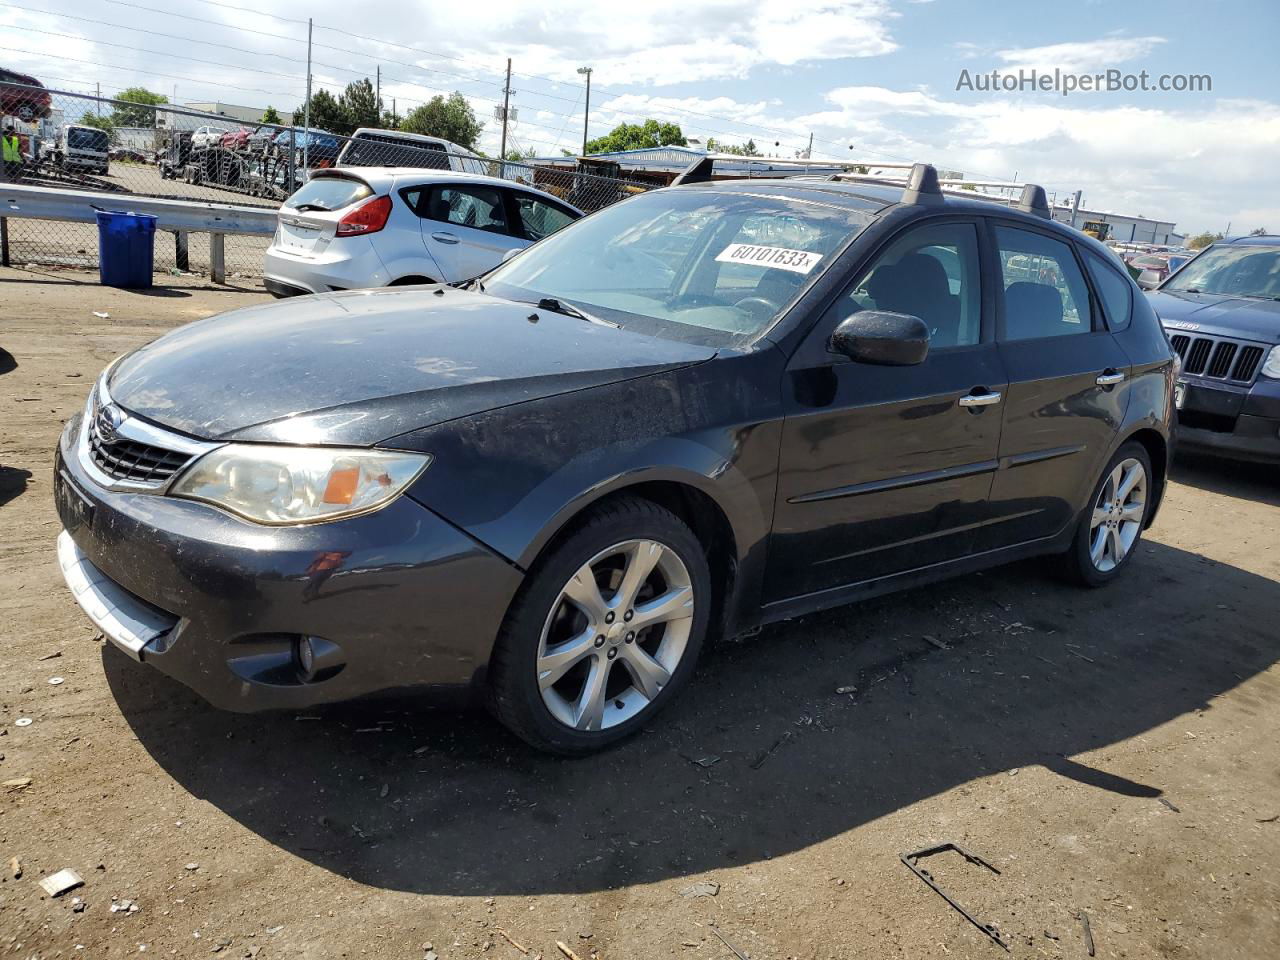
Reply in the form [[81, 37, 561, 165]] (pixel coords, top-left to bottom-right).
[[484, 188, 872, 344], [1165, 244, 1280, 299]]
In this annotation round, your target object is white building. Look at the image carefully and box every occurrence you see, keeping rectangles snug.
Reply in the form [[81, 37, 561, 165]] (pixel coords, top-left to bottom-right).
[[1052, 202, 1179, 246]]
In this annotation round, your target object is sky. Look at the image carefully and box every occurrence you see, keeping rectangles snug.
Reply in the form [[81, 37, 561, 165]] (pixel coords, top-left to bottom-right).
[[2, 0, 1277, 234]]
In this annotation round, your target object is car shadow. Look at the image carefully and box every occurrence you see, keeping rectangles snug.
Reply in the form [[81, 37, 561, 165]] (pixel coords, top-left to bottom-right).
[[0, 347, 15, 376], [0, 465, 32, 507], [1171, 451, 1280, 508], [105, 539, 1280, 896]]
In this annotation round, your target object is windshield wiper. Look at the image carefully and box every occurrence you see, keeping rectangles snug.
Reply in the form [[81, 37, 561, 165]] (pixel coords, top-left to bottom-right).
[[291, 203, 330, 213], [533, 297, 619, 327]]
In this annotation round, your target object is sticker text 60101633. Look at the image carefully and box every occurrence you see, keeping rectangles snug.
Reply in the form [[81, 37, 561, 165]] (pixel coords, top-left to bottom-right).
[[714, 243, 822, 275]]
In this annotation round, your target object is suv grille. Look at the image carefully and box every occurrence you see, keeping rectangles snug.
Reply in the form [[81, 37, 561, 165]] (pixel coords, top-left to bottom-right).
[[1169, 333, 1265, 384], [88, 410, 193, 484]]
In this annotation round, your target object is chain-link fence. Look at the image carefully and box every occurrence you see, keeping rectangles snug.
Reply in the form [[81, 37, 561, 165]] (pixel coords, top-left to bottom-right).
[[1, 82, 657, 280]]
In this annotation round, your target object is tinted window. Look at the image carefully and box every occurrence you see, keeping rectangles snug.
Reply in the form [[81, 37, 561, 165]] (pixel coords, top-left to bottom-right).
[[283, 175, 372, 212], [429, 185, 508, 233], [995, 226, 1093, 340], [67, 128, 107, 151], [514, 194, 576, 241], [841, 222, 982, 348], [1084, 250, 1133, 331]]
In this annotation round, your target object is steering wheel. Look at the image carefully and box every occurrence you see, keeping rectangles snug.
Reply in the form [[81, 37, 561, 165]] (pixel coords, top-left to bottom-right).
[[733, 296, 781, 319]]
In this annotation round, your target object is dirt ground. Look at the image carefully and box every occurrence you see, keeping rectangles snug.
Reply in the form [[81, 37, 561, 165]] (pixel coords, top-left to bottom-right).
[[1, 266, 1278, 960]]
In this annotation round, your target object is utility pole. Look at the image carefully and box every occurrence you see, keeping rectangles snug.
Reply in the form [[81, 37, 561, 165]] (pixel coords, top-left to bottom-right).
[[95, 82, 100, 116], [577, 66, 593, 156], [376, 66, 381, 121], [302, 17, 313, 174], [805, 132, 813, 160], [499, 58, 512, 161]]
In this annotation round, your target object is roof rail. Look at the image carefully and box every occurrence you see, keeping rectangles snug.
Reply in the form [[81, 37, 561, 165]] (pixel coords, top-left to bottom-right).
[[830, 162, 1052, 216], [671, 153, 893, 186]]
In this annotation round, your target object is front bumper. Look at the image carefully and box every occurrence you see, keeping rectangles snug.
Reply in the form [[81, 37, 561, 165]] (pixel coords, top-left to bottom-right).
[[1175, 377, 1280, 463], [53, 420, 523, 712]]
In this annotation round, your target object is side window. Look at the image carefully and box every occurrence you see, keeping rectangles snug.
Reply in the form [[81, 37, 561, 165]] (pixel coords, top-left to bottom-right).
[[514, 194, 576, 241], [428, 186, 509, 234], [995, 225, 1093, 340], [1083, 249, 1133, 331], [838, 221, 982, 348]]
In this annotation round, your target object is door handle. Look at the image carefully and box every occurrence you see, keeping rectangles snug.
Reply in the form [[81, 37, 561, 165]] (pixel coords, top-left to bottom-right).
[[1096, 370, 1126, 386], [431, 231, 460, 244], [958, 390, 1002, 408]]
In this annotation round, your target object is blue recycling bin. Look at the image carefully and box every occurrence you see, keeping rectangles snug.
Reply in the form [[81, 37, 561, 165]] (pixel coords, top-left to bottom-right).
[[95, 210, 157, 289]]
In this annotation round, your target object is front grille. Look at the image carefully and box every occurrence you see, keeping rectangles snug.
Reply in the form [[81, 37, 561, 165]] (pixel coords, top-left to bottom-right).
[[88, 411, 192, 484], [1168, 332, 1267, 384]]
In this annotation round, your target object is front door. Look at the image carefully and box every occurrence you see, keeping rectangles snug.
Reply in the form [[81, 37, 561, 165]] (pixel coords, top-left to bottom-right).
[[767, 219, 1007, 603], [981, 222, 1130, 548], [418, 183, 526, 282]]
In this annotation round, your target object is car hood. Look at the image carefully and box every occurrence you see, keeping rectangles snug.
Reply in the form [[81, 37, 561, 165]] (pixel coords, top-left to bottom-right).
[[1147, 289, 1280, 344], [108, 287, 716, 446]]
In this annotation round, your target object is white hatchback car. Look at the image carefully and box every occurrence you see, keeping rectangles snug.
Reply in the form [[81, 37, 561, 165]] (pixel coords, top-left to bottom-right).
[[263, 168, 582, 297]]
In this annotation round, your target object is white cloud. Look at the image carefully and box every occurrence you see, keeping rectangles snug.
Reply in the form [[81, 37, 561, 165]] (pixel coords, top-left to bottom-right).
[[995, 36, 1167, 74]]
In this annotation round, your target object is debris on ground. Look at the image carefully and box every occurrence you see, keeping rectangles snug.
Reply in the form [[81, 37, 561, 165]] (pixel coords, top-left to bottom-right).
[[555, 940, 584, 960], [1159, 797, 1181, 812], [834, 684, 857, 695], [185, 862, 199, 871], [49, 676, 64, 685], [110, 898, 139, 913], [1076, 910, 1096, 957], [71, 896, 86, 912], [750, 731, 793, 769], [922, 634, 949, 651], [8, 856, 21, 879], [900, 844, 1009, 951], [38, 651, 62, 661], [683, 754, 721, 768], [4, 777, 33, 791], [14, 718, 32, 727], [680, 881, 721, 899], [1257, 813, 1279, 824], [92, 311, 109, 319], [496, 928, 529, 954], [709, 925, 750, 960], [39, 868, 85, 897]]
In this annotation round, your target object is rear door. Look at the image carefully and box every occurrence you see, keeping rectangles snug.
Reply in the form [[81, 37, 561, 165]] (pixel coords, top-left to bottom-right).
[[767, 218, 1007, 602], [417, 183, 526, 281], [981, 221, 1131, 548]]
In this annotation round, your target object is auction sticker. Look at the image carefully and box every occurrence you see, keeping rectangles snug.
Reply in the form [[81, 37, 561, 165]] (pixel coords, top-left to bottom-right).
[[715, 243, 822, 275]]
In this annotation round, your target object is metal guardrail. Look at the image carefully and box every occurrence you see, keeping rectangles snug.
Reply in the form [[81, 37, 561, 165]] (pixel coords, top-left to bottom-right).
[[0, 183, 277, 283]]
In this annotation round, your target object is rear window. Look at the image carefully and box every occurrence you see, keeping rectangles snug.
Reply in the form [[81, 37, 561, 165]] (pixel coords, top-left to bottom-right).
[[283, 176, 373, 212], [1131, 255, 1167, 269], [342, 133, 449, 169]]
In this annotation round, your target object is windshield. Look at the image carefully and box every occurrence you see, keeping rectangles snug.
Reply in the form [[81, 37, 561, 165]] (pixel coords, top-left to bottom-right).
[[67, 127, 108, 152], [483, 188, 872, 344], [1164, 244, 1280, 299]]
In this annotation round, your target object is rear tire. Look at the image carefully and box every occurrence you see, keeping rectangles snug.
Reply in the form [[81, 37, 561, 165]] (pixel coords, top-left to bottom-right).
[[1060, 441, 1152, 587], [488, 497, 711, 755]]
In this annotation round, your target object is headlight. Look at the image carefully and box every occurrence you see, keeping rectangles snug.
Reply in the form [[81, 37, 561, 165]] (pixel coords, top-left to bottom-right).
[[170, 445, 430, 524], [1262, 345, 1280, 380]]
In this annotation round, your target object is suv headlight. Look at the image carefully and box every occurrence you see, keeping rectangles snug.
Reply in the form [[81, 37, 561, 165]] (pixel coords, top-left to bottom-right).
[[1262, 345, 1280, 380], [170, 445, 430, 524]]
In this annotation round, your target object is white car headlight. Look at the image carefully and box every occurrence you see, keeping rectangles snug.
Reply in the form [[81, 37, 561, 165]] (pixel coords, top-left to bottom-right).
[[170, 445, 431, 525], [1262, 344, 1280, 380]]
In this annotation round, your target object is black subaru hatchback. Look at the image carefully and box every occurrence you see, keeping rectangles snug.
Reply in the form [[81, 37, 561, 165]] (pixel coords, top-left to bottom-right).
[[54, 163, 1174, 754]]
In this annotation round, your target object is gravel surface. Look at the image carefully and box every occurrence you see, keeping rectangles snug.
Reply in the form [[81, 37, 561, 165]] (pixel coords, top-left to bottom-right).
[[2, 267, 1278, 959]]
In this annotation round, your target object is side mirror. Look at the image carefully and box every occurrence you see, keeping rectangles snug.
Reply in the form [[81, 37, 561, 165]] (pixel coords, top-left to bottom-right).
[[829, 310, 930, 366]]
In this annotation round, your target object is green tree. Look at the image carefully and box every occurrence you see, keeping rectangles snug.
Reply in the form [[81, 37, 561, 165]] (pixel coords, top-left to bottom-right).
[[705, 136, 759, 157], [380, 107, 401, 129], [585, 119, 686, 154], [399, 92, 483, 149], [339, 79, 380, 133], [1187, 231, 1223, 249], [78, 113, 116, 137], [261, 106, 282, 125], [1249, 226, 1269, 236], [109, 87, 167, 128], [293, 89, 347, 135], [504, 146, 538, 161]]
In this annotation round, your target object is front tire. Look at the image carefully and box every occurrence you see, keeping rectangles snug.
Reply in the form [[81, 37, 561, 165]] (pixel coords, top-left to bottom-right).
[[1061, 441, 1152, 587], [488, 497, 711, 755]]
